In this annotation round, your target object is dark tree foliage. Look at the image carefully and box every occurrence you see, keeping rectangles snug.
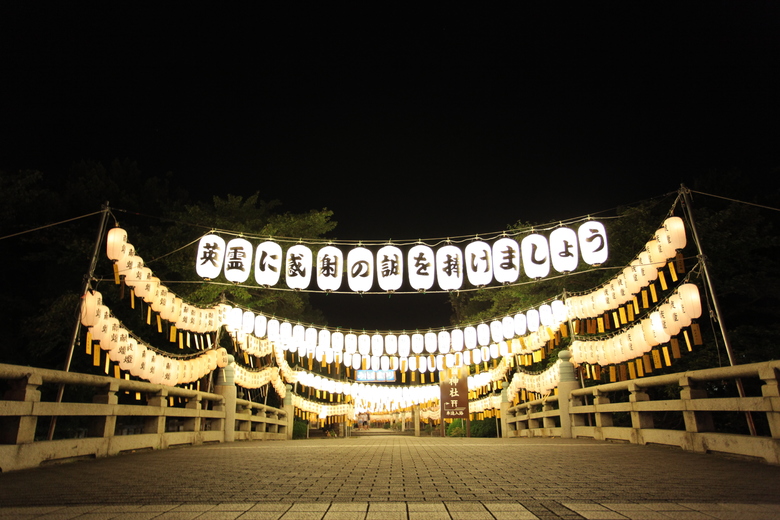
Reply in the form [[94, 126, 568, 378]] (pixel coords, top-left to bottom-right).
[[0, 162, 335, 372]]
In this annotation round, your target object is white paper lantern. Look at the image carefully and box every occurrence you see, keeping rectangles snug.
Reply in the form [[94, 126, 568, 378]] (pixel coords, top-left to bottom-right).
[[316, 245, 343, 291], [358, 334, 371, 356], [195, 234, 226, 279], [514, 313, 527, 336], [477, 323, 490, 346], [347, 247, 374, 293], [384, 334, 398, 355], [465, 241, 493, 287], [492, 237, 520, 284], [450, 329, 464, 352], [677, 283, 702, 319], [437, 330, 450, 354], [223, 238, 253, 283], [436, 245, 464, 291], [331, 331, 344, 352], [549, 227, 579, 273], [398, 334, 411, 357], [464, 326, 477, 349], [377, 245, 404, 291], [521, 234, 551, 279], [411, 333, 424, 354], [254, 241, 283, 286], [578, 221, 608, 265], [106, 227, 128, 262], [408, 244, 435, 291], [285, 244, 312, 289], [526, 309, 540, 332]]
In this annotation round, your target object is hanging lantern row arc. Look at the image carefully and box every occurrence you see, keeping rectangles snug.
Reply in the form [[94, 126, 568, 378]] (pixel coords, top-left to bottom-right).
[[569, 283, 702, 366], [566, 216, 687, 320], [505, 360, 562, 401], [224, 299, 568, 361], [80, 289, 229, 386], [194, 221, 608, 292]]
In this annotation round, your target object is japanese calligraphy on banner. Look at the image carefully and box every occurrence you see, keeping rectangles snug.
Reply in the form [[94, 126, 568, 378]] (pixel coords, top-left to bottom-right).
[[195, 221, 608, 292], [440, 368, 469, 418]]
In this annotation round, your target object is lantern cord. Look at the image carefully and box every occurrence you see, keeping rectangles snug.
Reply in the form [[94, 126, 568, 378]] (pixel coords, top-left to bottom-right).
[[688, 189, 780, 213], [0, 210, 105, 241]]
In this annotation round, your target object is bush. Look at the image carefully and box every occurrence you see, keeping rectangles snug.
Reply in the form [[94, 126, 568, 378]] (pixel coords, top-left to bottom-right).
[[446, 419, 466, 437], [293, 418, 308, 439], [469, 419, 497, 438]]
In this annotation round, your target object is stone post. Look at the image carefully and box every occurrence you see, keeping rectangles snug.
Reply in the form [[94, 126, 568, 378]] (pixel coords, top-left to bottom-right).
[[1, 373, 42, 444], [500, 381, 510, 438], [215, 355, 236, 443], [557, 350, 581, 439], [283, 384, 294, 440], [414, 404, 421, 437]]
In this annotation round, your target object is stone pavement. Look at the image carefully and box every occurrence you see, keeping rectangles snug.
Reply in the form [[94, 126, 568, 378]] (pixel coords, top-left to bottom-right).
[[1, 436, 779, 519]]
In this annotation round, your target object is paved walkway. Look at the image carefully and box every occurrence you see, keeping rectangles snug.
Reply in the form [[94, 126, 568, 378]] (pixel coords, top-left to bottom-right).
[[1, 436, 779, 519]]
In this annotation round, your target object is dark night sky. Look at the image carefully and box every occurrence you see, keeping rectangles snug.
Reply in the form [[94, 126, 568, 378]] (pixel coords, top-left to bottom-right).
[[2, 3, 779, 329]]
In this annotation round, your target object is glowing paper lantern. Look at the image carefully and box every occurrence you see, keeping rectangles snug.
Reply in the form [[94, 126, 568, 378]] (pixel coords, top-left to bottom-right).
[[371, 334, 384, 356], [526, 309, 540, 332], [347, 247, 374, 293], [549, 227, 579, 273], [223, 238, 253, 283], [521, 234, 551, 279], [493, 238, 520, 284], [465, 241, 493, 287], [677, 283, 702, 319], [408, 244, 435, 291], [412, 333, 424, 354], [578, 221, 608, 265], [255, 241, 283, 286], [464, 326, 477, 349], [490, 320, 503, 343], [316, 245, 343, 291], [398, 334, 411, 357], [424, 332, 437, 354], [196, 234, 226, 279], [358, 334, 371, 356], [377, 245, 404, 291], [285, 244, 312, 290], [437, 330, 450, 354], [254, 315, 267, 337], [450, 329, 464, 352], [477, 323, 490, 346], [436, 245, 464, 291], [514, 313, 527, 336], [663, 217, 687, 251], [106, 227, 128, 261]]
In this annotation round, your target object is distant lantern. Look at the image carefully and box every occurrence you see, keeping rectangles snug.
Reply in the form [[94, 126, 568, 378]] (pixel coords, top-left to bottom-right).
[[358, 334, 371, 356], [477, 323, 490, 346], [521, 234, 551, 279], [436, 245, 464, 291], [526, 309, 540, 332], [492, 238, 520, 284], [316, 245, 343, 291], [514, 313, 527, 336], [490, 320, 503, 343], [408, 244, 435, 291], [398, 334, 411, 357], [385, 334, 398, 355], [377, 245, 404, 291], [578, 221, 608, 266], [539, 304, 554, 327], [254, 314, 267, 338], [285, 244, 312, 290], [254, 241, 283, 286], [450, 329, 464, 352], [371, 334, 384, 356], [437, 330, 450, 354], [106, 227, 128, 261], [196, 234, 226, 280], [411, 333, 425, 354], [345, 333, 358, 354], [424, 332, 437, 354], [549, 227, 579, 273], [464, 326, 478, 349], [347, 247, 374, 293], [331, 331, 344, 352], [501, 316, 514, 340], [465, 241, 493, 287], [242, 310, 255, 334], [223, 238, 252, 283]]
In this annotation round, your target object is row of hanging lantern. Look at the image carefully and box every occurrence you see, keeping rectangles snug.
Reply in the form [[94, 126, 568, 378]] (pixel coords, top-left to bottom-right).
[[566, 216, 687, 320], [506, 360, 562, 400], [223, 300, 568, 363], [80, 289, 230, 385], [194, 221, 608, 292], [569, 282, 702, 366], [292, 394, 353, 419], [106, 226, 227, 334]]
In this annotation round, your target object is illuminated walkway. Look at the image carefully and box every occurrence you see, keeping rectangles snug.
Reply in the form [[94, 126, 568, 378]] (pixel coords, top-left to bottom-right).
[[1, 437, 779, 519]]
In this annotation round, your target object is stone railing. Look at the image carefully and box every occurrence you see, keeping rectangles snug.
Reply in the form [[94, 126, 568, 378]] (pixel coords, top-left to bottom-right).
[[503, 357, 780, 464], [0, 362, 291, 472]]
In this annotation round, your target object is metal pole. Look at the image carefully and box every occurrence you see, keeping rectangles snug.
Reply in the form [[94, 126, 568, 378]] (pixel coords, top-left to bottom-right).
[[679, 186, 756, 435], [48, 203, 111, 440]]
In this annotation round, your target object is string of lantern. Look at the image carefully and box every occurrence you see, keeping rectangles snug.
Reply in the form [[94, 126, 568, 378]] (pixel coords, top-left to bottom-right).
[[193, 219, 609, 293]]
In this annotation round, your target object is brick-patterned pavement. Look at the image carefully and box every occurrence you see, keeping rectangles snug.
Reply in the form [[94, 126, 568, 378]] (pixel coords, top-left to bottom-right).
[[1, 437, 779, 519]]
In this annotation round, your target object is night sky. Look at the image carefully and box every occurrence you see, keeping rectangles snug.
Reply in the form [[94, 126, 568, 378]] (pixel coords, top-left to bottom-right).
[[2, 3, 779, 330]]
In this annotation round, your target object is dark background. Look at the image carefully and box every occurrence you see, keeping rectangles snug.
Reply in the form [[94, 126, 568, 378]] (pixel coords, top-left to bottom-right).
[[2, 2, 779, 329]]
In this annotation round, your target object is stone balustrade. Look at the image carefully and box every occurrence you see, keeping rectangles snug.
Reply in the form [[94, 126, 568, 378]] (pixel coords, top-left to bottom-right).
[[0, 362, 291, 472], [504, 359, 780, 464]]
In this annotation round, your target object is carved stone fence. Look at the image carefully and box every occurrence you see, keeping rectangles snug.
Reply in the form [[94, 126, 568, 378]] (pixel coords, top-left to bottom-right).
[[504, 359, 780, 464], [0, 363, 291, 472]]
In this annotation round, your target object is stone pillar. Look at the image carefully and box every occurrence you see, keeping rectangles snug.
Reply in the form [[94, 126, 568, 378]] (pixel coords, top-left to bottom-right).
[[414, 404, 421, 437], [759, 366, 780, 439], [215, 355, 236, 443], [1, 373, 42, 444], [90, 381, 119, 438], [283, 384, 294, 440], [500, 381, 510, 438], [557, 350, 581, 439]]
